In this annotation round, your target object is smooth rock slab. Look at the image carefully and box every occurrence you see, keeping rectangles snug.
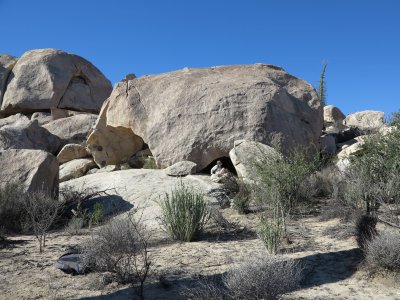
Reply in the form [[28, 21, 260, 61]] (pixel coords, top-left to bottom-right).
[[344, 110, 385, 133]]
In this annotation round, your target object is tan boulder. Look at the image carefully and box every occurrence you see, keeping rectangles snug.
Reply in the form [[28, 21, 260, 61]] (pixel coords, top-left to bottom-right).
[[59, 158, 96, 182], [337, 141, 365, 159], [0, 149, 58, 194], [0, 54, 18, 108], [43, 114, 97, 146], [229, 140, 280, 183], [323, 105, 345, 126], [87, 64, 323, 170], [57, 144, 89, 164], [344, 110, 385, 132], [0, 114, 61, 154], [1, 49, 112, 114]]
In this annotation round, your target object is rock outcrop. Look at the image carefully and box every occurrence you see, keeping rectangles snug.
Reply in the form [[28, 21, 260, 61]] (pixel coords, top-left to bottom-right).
[[0, 149, 58, 194], [0, 54, 18, 108], [344, 110, 385, 133], [43, 114, 97, 146], [1, 49, 112, 114], [0, 114, 61, 154], [87, 64, 323, 170]]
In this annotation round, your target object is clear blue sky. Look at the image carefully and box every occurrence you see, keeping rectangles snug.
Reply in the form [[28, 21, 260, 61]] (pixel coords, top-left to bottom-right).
[[1, 0, 399, 117]]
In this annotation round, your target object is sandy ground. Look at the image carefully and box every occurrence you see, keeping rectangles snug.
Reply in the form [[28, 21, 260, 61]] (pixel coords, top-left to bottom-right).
[[0, 203, 399, 300]]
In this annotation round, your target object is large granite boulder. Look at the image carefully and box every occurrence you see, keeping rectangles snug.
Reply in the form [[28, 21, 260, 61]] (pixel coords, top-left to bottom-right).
[[0, 149, 58, 194], [43, 114, 97, 146], [87, 64, 323, 170], [229, 140, 280, 183], [1, 49, 112, 114], [344, 110, 385, 133], [0, 54, 18, 108], [0, 114, 61, 154]]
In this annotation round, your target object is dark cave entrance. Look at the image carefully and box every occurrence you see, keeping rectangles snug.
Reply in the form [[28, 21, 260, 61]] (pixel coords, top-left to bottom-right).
[[201, 156, 237, 175]]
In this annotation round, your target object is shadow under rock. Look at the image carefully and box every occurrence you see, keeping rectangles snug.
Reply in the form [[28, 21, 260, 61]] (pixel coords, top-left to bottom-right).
[[296, 248, 363, 289], [82, 195, 134, 217]]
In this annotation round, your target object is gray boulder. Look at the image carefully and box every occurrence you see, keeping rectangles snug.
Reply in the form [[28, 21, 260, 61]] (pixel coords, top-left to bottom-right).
[[323, 105, 345, 126], [320, 134, 337, 155], [87, 64, 323, 170], [59, 158, 96, 182], [0, 114, 61, 154], [165, 161, 197, 176], [344, 110, 385, 133], [1, 49, 112, 114], [30, 111, 53, 125], [43, 114, 97, 146], [229, 140, 280, 184], [0, 149, 58, 194]]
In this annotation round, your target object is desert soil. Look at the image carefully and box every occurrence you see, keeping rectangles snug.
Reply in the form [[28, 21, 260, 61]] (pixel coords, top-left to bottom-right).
[[0, 201, 399, 300]]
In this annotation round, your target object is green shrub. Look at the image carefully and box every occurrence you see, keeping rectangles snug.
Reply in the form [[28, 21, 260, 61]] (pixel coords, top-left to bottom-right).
[[345, 124, 400, 216], [257, 216, 283, 255], [232, 181, 251, 214], [0, 183, 27, 233], [89, 202, 104, 228], [159, 183, 210, 242], [366, 230, 400, 273], [142, 156, 157, 169], [355, 214, 378, 251]]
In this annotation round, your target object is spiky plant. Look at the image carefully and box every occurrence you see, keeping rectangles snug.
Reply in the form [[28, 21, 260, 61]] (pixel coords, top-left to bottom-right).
[[318, 63, 327, 106]]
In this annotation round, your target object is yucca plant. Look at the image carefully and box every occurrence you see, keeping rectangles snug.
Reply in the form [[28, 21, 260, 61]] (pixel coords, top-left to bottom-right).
[[159, 182, 210, 242]]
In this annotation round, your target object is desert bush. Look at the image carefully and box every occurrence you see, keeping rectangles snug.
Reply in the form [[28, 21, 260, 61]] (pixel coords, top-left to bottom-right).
[[83, 212, 150, 299], [232, 180, 251, 214], [23, 190, 64, 252], [159, 182, 210, 242], [257, 214, 283, 255], [0, 183, 27, 233], [255, 146, 320, 229], [65, 217, 85, 235], [142, 156, 157, 169], [355, 214, 378, 251], [224, 255, 302, 300], [345, 124, 400, 216], [182, 276, 227, 300], [366, 230, 400, 273]]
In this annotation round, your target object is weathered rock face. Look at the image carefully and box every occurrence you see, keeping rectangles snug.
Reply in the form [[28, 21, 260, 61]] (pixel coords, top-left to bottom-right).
[[88, 64, 323, 170], [1, 49, 112, 114], [0, 114, 61, 154], [229, 140, 280, 183], [320, 134, 337, 155], [0, 54, 18, 108], [59, 158, 96, 182], [57, 144, 89, 163], [344, 110, 385, 133], [323, 105, 345, 126], [165, 161, 197, 176], [43, 114, 97, 146], [0, 149, 58, 194]]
